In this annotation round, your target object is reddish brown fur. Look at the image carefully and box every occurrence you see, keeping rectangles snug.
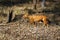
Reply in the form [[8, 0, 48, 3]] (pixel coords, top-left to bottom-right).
[[23, 14, 49, 26]]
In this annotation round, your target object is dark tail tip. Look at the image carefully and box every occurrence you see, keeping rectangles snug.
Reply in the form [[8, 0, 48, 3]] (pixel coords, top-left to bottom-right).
[[47, 19, 51, 24]]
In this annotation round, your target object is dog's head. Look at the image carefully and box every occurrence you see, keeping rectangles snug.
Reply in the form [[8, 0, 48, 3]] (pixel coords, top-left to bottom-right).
[[23, 13, 29, 18]]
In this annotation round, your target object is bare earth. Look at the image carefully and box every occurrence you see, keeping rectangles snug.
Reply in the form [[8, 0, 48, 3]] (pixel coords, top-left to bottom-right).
[[0, 21, 60, 40]]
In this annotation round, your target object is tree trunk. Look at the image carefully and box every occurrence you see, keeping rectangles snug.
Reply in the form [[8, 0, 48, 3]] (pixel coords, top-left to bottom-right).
[[33, 0, 37, 10], [7, 10, 15, 23], [41, 0, 45, 8]]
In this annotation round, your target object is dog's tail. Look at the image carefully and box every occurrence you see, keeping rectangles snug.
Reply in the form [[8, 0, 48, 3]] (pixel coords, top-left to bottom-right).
[[47, 19, 51, 24]]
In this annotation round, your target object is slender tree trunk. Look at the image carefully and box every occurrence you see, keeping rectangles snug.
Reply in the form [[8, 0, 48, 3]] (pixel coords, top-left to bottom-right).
[[7, 10, 13, 23], [41, 0, 45, 8], [33, 0, 37, 10]]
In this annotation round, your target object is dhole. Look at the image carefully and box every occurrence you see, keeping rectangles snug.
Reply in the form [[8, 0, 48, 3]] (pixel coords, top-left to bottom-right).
[[23, 13, 50, 26]]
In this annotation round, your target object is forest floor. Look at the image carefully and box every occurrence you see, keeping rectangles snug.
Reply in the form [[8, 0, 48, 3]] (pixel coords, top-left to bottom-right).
[[0, 19, 60, 40]]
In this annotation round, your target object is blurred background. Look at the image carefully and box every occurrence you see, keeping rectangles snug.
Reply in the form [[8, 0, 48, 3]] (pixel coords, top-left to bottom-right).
[[0, 0, 60, 25]]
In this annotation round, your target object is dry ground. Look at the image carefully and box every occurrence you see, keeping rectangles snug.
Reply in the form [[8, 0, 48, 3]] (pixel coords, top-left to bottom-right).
[[0, 19, 60, 40]]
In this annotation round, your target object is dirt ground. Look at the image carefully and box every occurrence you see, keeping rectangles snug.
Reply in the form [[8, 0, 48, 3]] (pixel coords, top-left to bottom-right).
[[0, 19, 60, 40]]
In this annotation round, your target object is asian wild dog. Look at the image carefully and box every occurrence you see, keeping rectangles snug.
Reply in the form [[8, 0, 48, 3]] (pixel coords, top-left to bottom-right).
[[23, 13, 50, 26]]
